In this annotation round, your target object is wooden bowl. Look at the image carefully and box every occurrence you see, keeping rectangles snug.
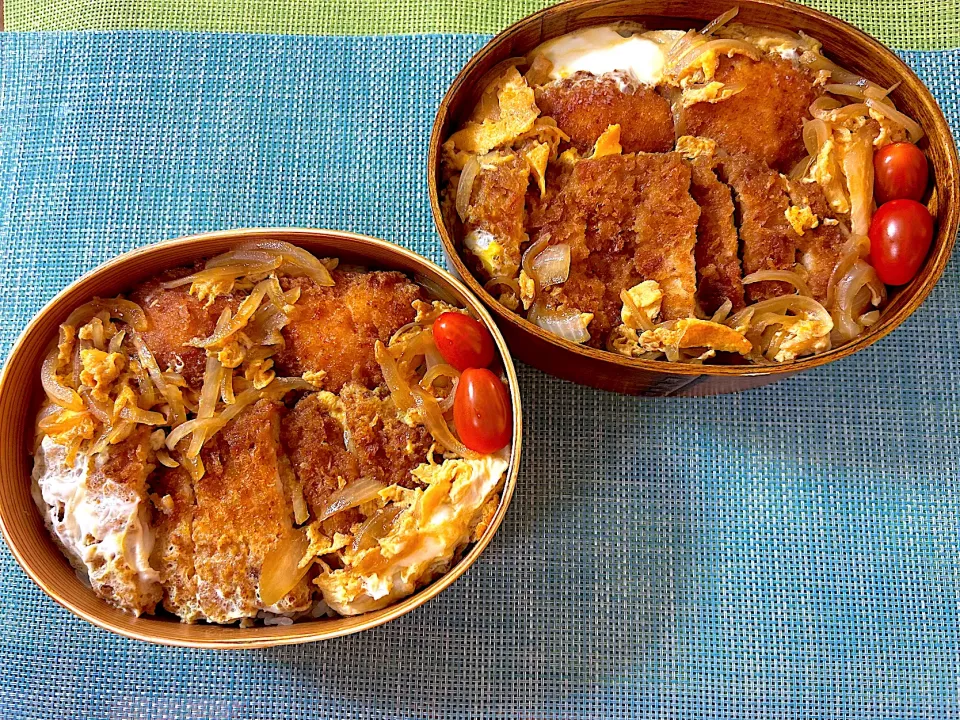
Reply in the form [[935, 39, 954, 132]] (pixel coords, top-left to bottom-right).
[[428, 0, 960, 396], [0, 228, 523, 648]]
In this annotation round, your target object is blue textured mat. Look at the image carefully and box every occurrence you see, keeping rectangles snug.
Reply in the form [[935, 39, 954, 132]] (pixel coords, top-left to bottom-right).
[[0, 32, 958, 720]]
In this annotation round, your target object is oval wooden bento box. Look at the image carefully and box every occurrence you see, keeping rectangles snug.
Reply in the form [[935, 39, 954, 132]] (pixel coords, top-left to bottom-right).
[[0, 228, 523, 648], [427, 0, 959, 396]]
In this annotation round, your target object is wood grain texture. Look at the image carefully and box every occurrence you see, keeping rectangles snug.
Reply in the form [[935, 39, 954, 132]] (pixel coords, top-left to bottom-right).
[[0, 228, 522, 648], [427, 0, 960, 396]]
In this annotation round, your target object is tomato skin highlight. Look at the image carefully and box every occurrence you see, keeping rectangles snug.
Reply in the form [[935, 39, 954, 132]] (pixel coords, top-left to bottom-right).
[[433, 312, 495, 372], [868, 199, 934, 286], [453, 368, 512, 453], [874, 142, 929, 204]]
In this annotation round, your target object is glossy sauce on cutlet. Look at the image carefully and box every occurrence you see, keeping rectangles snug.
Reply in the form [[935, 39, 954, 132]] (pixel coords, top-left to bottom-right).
[[786, 180, 845, 302], [528, 152, 699, 344], [281, 392, 361, 536], [339, 382, 433, 489], [677, 55, 821, 173], [275, 270, 423, 392], [689, 157, 745, 314], [155, 400, 312, 623], [535, 73, 675, 154], [718, 154, 799, 302], [129, 269, 240, 389], [463, 152, 530, 277]]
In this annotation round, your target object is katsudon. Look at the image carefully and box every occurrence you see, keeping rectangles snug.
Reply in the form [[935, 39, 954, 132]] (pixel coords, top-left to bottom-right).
[[31, 240, 513, 623], [441, 8, 934, 364]]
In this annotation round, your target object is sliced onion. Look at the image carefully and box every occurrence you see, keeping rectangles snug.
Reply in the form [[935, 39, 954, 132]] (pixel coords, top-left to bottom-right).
[[374, 341, 415, 412], [319, 476, 384, 521], [41, 346, 83, 411], [108, 329, 126, 354], [800, 53, 882, 91], [842, 124, 876, 237], [619, 289, 655, 332], [727, 296, 833, 331], [709, 298, 734, 324], [156, 449, 180, 468], [700, 6, 739, 36], [352, 505, 404, 552], [529, 300, 591, 344], [742, 270, 812, 297], [421, 363, 460, 390], [63, 298, 147, 332], [119, 403, 166, 426], [809, 96, 843, 120], [671, 38, 760, 78], [802, 118, 829, 158], [189, 280, 270, 349], [456, 156, 480, 222], [238, 240, 335, 287], [521, 235, 551, 290], [824, 83, 868, 101], [160, 259, 283, 289], [258, 527, 312, 607], [411, 386, 476, 457], [529, 243, 570, 288], [485, 276, 521, 297], [131, 333, 187, 427], [864, 97, 924, 143]]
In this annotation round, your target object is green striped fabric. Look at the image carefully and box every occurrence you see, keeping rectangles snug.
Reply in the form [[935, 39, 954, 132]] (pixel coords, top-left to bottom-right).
[[4, 0, 960, 50]]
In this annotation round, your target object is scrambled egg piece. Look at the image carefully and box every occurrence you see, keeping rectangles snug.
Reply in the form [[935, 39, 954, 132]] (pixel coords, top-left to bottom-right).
[[443, 67, 540, 159], [784, 203, 820, 236], [621, 280, 663, 329], [463, 228, 509, 278], [716, 23, 822, 59], [804, 136, 850, 214], [670, 41, 758, 84], [640, 318, 752, 356], [676, 135, 718, 160], [557, 147, 581, 167], [302, 370, 327, 388], [79, 348, 125, 401], [191, 278, 235, 308], [518, 270, 536, 310], [216, 334, 250, 369], [868, 108, 908, 147], [771, 316, 833, 362], [314, 451, 509, 616], [680, 81, 744, 107], [523, 141, 551, 196], [413, 299, 467, 324], [587, 124, 622, 159]]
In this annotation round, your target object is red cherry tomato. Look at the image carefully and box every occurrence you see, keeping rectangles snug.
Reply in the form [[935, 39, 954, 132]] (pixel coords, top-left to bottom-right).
[[874, 142, 929, 204], [868, 199, 934, 285], [454, 368, 511, 454], [433, 312, 495, 372]]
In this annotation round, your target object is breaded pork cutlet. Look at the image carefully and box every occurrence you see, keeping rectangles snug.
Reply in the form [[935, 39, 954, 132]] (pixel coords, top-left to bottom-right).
[[786, 180, 846, 302], [527, 152, 700, 345], [461, 151, 531, 279], [275, 270, 423, 392], [688, 157, 745, 314], [129, 270, 239, 389], [718, 154, 800, 302], [281, 392, 361, 535], [535, 73, 675, 154], [677, 55, 821, 173], [339, 382, 433, 488], [153, 399, 312, 624]]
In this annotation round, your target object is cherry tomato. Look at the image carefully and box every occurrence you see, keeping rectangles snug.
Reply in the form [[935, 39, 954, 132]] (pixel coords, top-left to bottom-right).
[[454, 368, 511, 453], [433, 312, 495, 372], [868, 199, 934, 286], [874, 142, 928, 204]]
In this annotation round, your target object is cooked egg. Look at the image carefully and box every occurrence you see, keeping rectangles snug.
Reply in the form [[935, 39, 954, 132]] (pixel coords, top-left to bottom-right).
[[534, 27, 667, 87], [315, 450, 509, 616], [464, 228, 508, 277]]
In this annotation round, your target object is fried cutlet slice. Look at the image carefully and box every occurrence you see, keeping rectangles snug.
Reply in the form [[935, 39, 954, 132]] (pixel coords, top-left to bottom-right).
[[153, 400, 312, 623], [718, 154, 799, 302], [677, 55, 821, 172], [462, 151, 531, 280], [339, 382, 433, 489], [33, 427, 162, 616], [275, 271, 423, 393], [129, 269, 239, 389], [527, 152, 699, 345], [688, 157, 745, 314], [535, 73, 675, 154], [281, 391, 361, 534], [786, 179, 845, 302]]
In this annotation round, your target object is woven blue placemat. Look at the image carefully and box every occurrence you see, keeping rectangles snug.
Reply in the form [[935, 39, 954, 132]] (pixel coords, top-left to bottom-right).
[[0, 32, 958, 720]]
